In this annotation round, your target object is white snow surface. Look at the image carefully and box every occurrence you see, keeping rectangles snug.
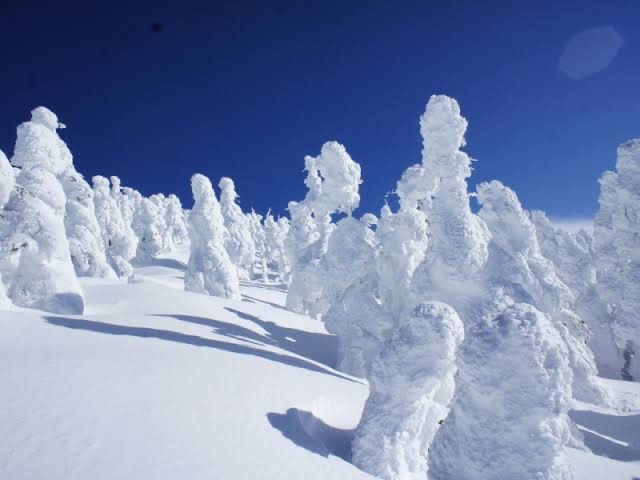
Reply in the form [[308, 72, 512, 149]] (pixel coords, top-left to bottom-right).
[[1, 248, 639, 480]]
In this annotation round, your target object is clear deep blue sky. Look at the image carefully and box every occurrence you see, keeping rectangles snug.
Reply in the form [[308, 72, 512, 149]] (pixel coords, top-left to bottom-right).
[[1, 1, 639, 220]]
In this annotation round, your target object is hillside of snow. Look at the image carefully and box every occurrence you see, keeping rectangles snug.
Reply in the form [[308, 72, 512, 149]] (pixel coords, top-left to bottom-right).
[[2, 249, 639, 479]]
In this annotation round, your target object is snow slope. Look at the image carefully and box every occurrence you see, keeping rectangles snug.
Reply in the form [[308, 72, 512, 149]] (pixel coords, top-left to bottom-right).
[[1, 250, 639, 479]]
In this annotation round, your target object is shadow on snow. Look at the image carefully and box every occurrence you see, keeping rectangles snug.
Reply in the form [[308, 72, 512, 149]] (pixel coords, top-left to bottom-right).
[[267, 408, 354, 461], [223, 307, 337, 367], [44, 316, 357, 384], [241, 293, 290, 312], [570, 409, 640, 461]]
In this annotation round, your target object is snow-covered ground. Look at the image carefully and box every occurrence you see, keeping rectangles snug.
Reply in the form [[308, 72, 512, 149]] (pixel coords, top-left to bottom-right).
[[1, 250, 639, 479]]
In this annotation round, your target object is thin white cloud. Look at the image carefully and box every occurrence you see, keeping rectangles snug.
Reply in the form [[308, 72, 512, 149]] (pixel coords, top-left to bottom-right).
[[548, 216, 594, 235]]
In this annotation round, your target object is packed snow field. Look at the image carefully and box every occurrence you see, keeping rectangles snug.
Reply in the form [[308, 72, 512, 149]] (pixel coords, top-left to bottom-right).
[[1, 97, 640, 479], [1, 255, 639, 479]]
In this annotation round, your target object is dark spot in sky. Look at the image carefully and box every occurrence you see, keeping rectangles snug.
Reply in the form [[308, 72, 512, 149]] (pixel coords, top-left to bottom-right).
[[151, 21, 163, 33]]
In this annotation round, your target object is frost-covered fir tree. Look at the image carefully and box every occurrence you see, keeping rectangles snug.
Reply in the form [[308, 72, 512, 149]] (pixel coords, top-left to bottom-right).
[[285, 141, 362, 314], [110, 176, 136, 229], [164, 194, 189, 249], [0, 150, 15, 207], [311, 213, 378, 322], [246, 210, 267, 282], [533, 211, 619, 378], [594, 138, 640, 381], [59, 167, 114, 278], [148, 194, 170, 252], [348, 96, 476, 477], [477, 180, 605, 403], [0, 149, 16, 305], [320, 213, 389, 378], [219, 177, 256, 280], [428, 302, 574, 480], [352, 302, 464, 480], [284, 200, 318, 302], [264, 213, 290, 282], [185, 174, 240, 300], [344, 96, 575, 479], [93, 175, 137, 277], [3, 107, 84, 313], [409, 95, 491, 307], [375, 203, 429, 319], [132, 196, 164, 264]]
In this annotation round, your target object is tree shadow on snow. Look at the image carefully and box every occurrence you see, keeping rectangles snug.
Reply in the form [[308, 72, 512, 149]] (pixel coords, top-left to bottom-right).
[[241, 294, 290, 312], [240, 281, 287, 293], [267, 408, 354, 461], [44, 316, 356, 383], [148, 257, 188, 271], [570, 410, 640, 461], [223, 307, 337, 367]]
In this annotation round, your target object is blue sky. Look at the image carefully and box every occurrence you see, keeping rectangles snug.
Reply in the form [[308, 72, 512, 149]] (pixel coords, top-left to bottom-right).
[[1, 1, 639, 222]]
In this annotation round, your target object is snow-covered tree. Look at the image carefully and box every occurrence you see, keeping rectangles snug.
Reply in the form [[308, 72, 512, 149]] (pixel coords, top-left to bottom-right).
[[347, 96, 480, 477], [532, 211, 619, 378], [309, 214, 378, 320], [375, 203, 429, 320], [264, 213, 290, 281], [219, 177, 255, 280], [132, 196, 164, 264], [409, 95, 491, 308], [352, 302, 464, 480], [59, 167, 114, 278], [148, 194, 170, 251], [285, 141, 362, 314], [428, 302, 574, 480], [350, 96, 576, 479], [110, 177, 136, 229], [284, 200, 318, 295], [0, 149, 16, 306], [476, 180, 606, 403], [0, 150, 15, 207], [2, 107, 84, 313], [594, 138, 640, 381], [185, 174, 240, 300], [93, 175, 137, 277], [246, 210, 267, 282], [164, 194, 189, 249]]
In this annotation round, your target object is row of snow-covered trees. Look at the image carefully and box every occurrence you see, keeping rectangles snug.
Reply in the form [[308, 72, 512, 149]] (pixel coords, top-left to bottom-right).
[[279, 95, 640, 479], [1, 99, 639, 480], [0, 107, 290, 315]]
